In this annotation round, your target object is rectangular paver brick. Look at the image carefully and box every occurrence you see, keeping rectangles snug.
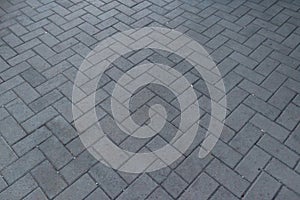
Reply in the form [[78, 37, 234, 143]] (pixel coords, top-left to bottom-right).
[[117, 174, 157, 200], [0, 174, 37, 200], [244, 172, 281, 200], [60, 150, 97, 184], [54, 174, 96, 200], [235, 145, 271, 182], [226, 104, 255, 131], [258, 134, 298, 168], [206, 159, 250, 198], [2, 148, 44, 184], [31, 161, 67, 199], [89, 163, 127, 199], [12, 126, 52, 156], [0, 136, 17, 171], [39, 136, 72, 169], [266, 158, 300, 194], [0, 116, 26, 145], [179, 173, 219, 200], [21, 106, 58, 133]]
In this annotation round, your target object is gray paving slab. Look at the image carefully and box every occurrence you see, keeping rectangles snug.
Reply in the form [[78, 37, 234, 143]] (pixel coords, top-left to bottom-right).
[[0, 0, 299, 199]]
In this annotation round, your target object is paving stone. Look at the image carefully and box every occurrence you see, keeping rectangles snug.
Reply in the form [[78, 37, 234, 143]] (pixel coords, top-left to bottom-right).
[[1, 62, 32, 81], [29, 90, 63, 112], [0, 174, 37, 200], [266, 158, 300, 194], [0, 0, 300, 199], [147, 187, 173, 200], [235, 146, 271, 182], [161, 171, 188, 198], [0, 116, 26, 145], [0, 75, 24, 96], [23, 188, 48, 200], [244, 95, 281, 120], [276, 103, 300, 130], [234, 64, 264, 84], [176, 147, 213, 183], [226, 104, 255, 131], [20, 68, 46, 87], [89, 163, 127, 199], [0, 108, 9, 121], [239, 79, 272, 101], [285, 124, 300, 154], [179, 173, 218, 200], [46, 115, 77, 144], [116, 174, 157, 200], [36, 74, 68, 95], [258, 134, 298, 168], [250, 113, 289, 142], [0, 136, 17, 171], [13, 82, 40, 104], [31, 161, 67, 199], [209, 186, 239, 200], [12, 126, 52, 156], [224, 87, 248, 111], [2, 148, 44, 184], [54, 174, 96, 200], [229, 52, 258, 69], [39, 136, 73, 169], [0, 176, 7, 191], [261, 71, 287, 92], [243, 172, 281, 200], [206, 159, 250, 198], [21, 106, 58, 133], [60, 150, 97, 184], [275, 187, 300, 200], [85, 188, 110, 200]]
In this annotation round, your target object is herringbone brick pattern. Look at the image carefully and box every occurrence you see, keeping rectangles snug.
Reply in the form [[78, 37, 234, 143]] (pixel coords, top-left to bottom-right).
[[0, 0, 299, 199]]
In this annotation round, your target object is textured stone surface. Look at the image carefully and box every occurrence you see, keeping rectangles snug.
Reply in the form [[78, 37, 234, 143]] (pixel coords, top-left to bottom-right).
[[0, 0, 300, 199]]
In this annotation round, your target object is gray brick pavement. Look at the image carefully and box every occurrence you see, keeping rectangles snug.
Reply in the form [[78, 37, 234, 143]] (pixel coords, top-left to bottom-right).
[[0, 0, 300, 199]]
